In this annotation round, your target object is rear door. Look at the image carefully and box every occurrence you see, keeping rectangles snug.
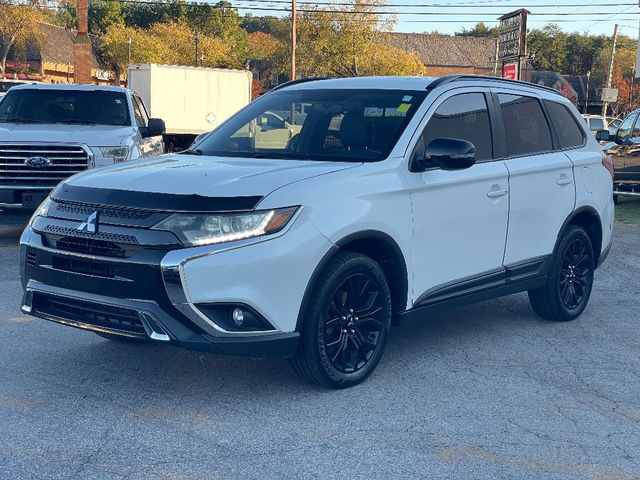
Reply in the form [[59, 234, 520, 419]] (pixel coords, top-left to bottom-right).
[[494, 90, 576, 266]]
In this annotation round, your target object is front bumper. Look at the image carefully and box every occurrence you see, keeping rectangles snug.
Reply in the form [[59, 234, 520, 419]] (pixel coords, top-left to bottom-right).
[[19, 207, 331, 356], [21, 281, 299, 356]]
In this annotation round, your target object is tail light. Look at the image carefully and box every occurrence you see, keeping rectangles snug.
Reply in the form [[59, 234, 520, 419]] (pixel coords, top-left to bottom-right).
[[602, 154, 614, 179]]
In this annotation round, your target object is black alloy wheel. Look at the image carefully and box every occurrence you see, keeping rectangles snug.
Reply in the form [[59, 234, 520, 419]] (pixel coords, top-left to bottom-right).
[[323, 273, 386, 374], [528, 225, 595, 322], [559, 237, 592, 310], [291, 252, 392, 388]]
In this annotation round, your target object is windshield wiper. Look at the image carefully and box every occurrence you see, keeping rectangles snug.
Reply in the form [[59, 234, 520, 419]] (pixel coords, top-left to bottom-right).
[[182, 148, 204, 155]]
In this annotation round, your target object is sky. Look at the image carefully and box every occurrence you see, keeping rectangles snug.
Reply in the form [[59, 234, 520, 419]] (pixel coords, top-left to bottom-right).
[[232, 0, 640, 37]]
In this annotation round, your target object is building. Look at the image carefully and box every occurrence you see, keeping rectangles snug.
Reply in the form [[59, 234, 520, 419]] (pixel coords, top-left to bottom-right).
[[382, 32, 498, 76], [0, 23, 111, 84]]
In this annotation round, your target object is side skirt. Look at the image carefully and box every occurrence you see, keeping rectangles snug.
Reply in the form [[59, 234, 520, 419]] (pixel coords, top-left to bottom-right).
[[399, 256, 550, 322]]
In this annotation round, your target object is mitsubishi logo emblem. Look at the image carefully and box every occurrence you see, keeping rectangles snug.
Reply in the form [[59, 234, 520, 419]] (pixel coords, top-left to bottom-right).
[[77, 211, 99, 234]]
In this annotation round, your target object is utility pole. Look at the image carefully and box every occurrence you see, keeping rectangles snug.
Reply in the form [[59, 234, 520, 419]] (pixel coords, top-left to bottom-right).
[[602, 24, 620, 117], [584, 70, 591, 114], [127, 38, 132, 66], [291, 0, 297, 81], [195, 32, 199, 67], [73, 0, 92, 84]]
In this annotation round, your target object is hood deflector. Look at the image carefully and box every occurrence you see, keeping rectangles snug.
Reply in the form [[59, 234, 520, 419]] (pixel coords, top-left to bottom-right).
[[52, 184, 263, 213]]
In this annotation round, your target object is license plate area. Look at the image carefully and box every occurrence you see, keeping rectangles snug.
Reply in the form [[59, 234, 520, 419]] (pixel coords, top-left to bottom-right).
[[22, 191, 49, 208]]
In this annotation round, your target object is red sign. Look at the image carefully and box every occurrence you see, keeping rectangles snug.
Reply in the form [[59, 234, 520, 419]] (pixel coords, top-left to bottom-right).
[[502, 63, 518, 80]]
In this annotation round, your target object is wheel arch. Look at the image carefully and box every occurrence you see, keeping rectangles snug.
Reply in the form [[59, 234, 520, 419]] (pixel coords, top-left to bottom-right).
[[295, 230, 409, 331], [558, 206, 604, 267]]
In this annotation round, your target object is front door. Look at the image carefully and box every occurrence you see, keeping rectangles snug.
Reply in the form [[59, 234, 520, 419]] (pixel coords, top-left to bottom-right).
[[409, 91, 510, 303]]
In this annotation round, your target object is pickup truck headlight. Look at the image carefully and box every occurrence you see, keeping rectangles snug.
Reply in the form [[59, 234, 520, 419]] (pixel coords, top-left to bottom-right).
[[98, 146, 129, 163], [151, 207, 298, 246]]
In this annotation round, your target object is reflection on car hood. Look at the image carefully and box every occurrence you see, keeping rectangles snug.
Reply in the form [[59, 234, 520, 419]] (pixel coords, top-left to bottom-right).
[[67, 154, 357, 198], [0, 123, 134, 145]]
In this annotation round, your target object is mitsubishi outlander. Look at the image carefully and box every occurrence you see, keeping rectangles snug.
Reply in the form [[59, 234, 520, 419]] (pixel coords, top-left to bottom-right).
[[20, 75, 614, 388]]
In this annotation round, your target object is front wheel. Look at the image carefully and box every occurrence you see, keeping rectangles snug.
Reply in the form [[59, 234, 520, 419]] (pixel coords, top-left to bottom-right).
[[528, 225, 595, 321], [291, 252, 392, 389]]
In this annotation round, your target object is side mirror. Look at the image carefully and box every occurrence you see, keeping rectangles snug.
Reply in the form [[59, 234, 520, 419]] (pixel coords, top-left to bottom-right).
[[415, 138, 476, 171], [595, 130, 610, 142], [142, 118, 166, 138]]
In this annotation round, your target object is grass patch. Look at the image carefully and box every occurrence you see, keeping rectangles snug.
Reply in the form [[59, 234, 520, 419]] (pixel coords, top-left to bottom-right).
[[615, 196, 640, 227]]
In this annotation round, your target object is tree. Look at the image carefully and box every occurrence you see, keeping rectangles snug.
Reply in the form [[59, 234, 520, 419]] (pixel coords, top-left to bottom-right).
[[455, 22, 498, 38], [0, 0, 45, 74], [527, 24, 567, 72], [296, 0, 424, 78], [248, 31, 280, 60]]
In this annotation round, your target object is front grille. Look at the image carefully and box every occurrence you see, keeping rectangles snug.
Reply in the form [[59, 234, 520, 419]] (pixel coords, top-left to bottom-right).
[[0, 144, 89, 187], [52, 256, 115, 278], [33, 293, 145, 335], [42, 224, 139, 245], [56, 236, 127, 258]]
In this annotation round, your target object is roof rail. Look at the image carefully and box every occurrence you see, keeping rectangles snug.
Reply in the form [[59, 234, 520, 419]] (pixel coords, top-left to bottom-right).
[[270, 77, 331, 92], [427, 74, 563, 96]]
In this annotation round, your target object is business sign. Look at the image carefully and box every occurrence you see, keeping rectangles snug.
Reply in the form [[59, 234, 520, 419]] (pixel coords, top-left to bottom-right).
[[498, 9, 530, 61], [600, 88, 619, 103], [502, 63, 518, 80]]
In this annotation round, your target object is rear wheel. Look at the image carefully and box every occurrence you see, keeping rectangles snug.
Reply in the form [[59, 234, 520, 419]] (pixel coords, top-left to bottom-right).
[[528, 225, 595, 321], [291, 252, 392, 389]]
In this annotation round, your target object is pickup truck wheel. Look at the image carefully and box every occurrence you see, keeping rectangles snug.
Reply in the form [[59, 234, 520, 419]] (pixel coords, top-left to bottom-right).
[[528, 225, 594, 322], [291, 252, 392, 389]]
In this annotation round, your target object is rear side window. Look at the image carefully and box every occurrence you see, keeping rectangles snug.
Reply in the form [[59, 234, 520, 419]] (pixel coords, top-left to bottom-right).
[[498, 94, 553, 157], [422, 93, 493, 161], [544, 101, 585, 149], [589, 118, 605, 131]]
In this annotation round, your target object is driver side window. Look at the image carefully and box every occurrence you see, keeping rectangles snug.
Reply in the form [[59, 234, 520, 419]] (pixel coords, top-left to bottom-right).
[[414, 93, 493, 165], [617, 113, 637, 142]]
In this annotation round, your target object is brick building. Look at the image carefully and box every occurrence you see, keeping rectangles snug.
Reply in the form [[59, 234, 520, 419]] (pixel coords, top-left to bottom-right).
[[1, 23, 111, 84], [382, 32, 498, 76]]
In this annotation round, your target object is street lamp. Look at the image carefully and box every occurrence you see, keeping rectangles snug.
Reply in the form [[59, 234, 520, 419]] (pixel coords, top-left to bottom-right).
[[584, 70, 591, 114]]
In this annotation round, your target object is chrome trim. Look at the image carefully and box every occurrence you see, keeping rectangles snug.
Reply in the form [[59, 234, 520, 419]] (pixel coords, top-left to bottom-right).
[[21, 280, 170, 341], [139, 312, 171, 342], [160, 207, 303, 337]]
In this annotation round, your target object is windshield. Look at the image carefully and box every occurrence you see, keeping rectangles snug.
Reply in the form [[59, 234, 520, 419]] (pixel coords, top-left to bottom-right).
[[0, 89, 131, 126], [193, 89, 427, 162]]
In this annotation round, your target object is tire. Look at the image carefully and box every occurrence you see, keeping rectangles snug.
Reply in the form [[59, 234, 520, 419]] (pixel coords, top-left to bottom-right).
[[528, 225, 595, 322], [291, 252, 392, 389], [96, 332, 147, 343]]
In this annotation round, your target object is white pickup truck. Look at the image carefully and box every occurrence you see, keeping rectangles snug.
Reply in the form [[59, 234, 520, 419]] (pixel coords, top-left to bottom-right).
[[0, 83, 165, 211]]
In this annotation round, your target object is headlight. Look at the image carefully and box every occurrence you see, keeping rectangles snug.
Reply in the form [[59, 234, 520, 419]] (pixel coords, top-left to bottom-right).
[[98, 146, 129, 163], [28, 196, 52, 227], [151, 207, 298, 246]]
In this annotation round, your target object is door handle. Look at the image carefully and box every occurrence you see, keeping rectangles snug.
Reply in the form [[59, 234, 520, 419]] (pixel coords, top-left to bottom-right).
[[486, 188, 508, 198], [557, 176, 574, 186]]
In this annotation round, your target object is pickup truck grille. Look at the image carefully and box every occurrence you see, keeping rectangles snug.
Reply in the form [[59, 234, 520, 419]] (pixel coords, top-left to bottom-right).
[[0, 144, 90, 187]]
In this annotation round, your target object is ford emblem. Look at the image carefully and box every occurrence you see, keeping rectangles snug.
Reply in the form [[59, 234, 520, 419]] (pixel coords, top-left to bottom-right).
[[24, 156, 52, 168]]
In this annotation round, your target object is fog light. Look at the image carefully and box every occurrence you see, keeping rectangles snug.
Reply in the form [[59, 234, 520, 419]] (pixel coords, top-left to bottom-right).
[[232, 308, 245, 327]]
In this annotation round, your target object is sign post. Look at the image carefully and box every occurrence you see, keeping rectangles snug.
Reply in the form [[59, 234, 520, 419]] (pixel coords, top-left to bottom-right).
[[498, 9, 530, 80]]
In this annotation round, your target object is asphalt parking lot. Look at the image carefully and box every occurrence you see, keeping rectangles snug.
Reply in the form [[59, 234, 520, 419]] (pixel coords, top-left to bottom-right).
[[1, 219, 639, 480]]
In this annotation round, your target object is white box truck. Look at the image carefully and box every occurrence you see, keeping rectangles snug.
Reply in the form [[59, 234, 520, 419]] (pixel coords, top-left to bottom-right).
[[127, 64, 253, 151]]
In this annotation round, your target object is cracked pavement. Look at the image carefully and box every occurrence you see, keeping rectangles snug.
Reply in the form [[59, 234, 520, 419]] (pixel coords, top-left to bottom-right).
[[1, 222, 639, 479]]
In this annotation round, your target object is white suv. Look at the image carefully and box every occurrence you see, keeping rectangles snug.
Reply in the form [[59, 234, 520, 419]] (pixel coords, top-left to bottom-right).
[[20, 76, 614, 388]]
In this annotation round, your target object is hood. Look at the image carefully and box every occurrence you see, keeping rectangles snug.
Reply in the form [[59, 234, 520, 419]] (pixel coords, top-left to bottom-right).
[[66, 154, 357, 198], [0, 123, 135, 146]]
